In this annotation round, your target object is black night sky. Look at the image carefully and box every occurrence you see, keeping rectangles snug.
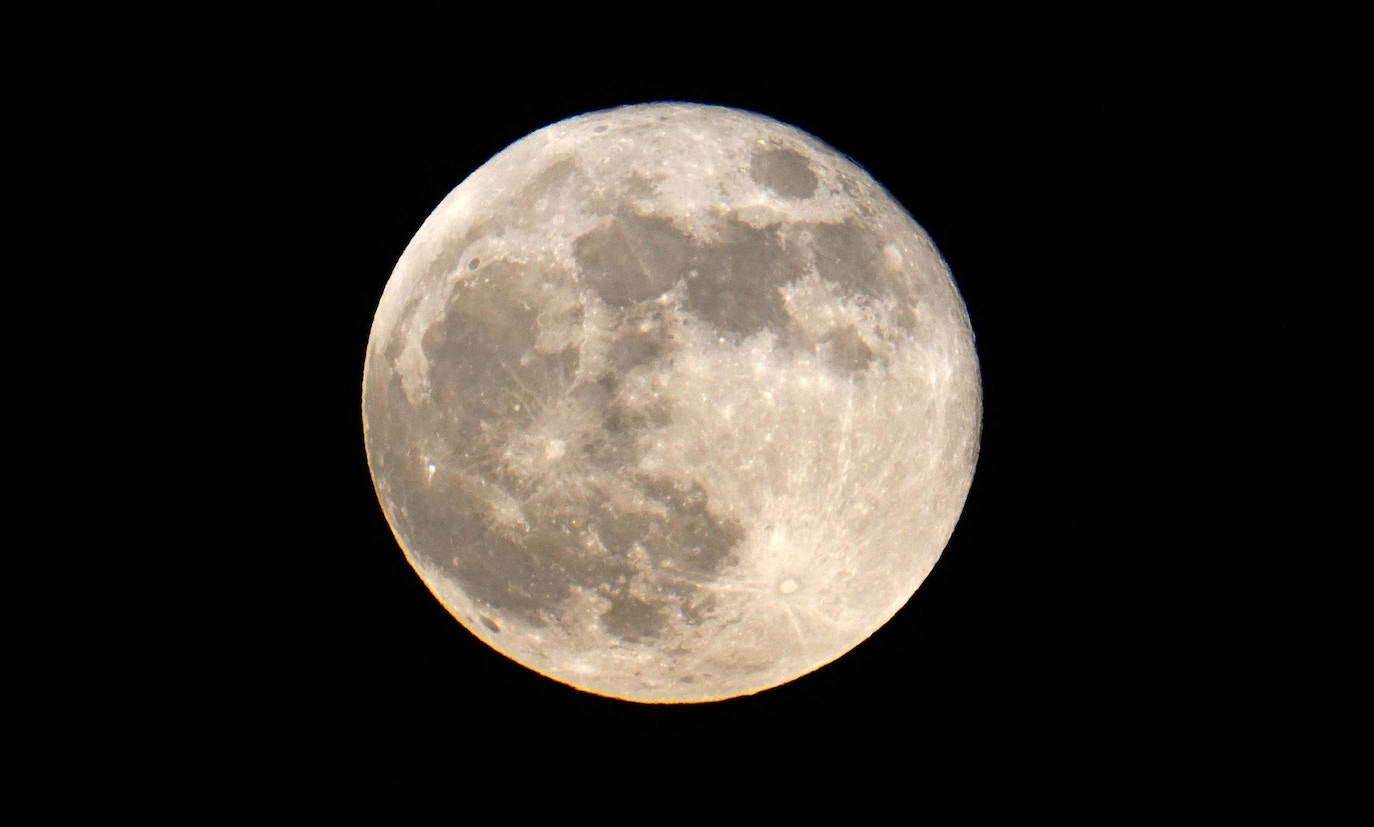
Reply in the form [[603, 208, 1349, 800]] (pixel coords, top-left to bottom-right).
[[33, 7, 1321, 799]]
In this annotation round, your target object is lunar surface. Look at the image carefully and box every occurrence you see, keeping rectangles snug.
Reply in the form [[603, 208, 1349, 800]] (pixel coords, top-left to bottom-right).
[[363, 103, 981, 702]]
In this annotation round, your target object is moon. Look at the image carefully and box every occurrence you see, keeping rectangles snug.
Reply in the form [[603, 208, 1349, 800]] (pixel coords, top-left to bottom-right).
[[362, 103, 981, 703]]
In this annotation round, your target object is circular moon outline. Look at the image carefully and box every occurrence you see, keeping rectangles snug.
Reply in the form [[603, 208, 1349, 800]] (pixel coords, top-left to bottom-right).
[[363, 103, 981, 703]]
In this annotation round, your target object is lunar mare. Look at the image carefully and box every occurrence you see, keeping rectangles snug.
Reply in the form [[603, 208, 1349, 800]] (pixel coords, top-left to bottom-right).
[[363, 103, 981, 702]]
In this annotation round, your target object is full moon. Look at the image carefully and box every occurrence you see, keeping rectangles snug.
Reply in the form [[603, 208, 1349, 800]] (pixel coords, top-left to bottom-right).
[[363, 103, 981, 702]]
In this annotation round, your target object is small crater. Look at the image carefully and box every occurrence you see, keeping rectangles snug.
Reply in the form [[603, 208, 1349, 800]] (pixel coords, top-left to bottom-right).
[[749, 148, 818, 199], [779, 578, 799, 595], [480, 615, 501, 633], [544, 438, 567, 462], [882, 244, 903, 269], [468, 258, 480, 270]]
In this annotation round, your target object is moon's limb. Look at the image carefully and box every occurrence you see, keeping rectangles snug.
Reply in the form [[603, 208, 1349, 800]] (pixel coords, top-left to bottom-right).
[[363, 103, 981, 702]]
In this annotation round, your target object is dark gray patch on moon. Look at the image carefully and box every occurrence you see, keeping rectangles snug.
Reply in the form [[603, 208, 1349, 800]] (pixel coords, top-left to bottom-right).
[[619, 478, 744, 575], [377, 208, 923, 632], [586, 475, 744, 642], [570, 207, 920, 364], [574, 212, 792, 338], [600, 594, 669, 642], [431, 468, 744, 637], [683, 219, 793, 337], [818, 324, 876, 372], [749, 148, 817, 199], [375, 249, 750, 635], [421, 261, 552, 429], [575, 212, 690, 306], [604, 305, 673, 375], [805, 219, 898, 304]]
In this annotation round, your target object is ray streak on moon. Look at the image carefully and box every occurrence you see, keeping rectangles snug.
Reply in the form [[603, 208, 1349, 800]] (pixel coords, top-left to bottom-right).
[[363, 103, 981, 702]]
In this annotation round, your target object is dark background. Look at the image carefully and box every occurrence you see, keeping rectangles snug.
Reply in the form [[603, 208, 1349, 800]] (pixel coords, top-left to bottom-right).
[[29, 7, 1323, 797]]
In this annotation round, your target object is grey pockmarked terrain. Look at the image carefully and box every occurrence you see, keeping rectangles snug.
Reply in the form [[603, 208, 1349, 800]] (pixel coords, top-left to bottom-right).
[[363, 104, 981, 702]]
